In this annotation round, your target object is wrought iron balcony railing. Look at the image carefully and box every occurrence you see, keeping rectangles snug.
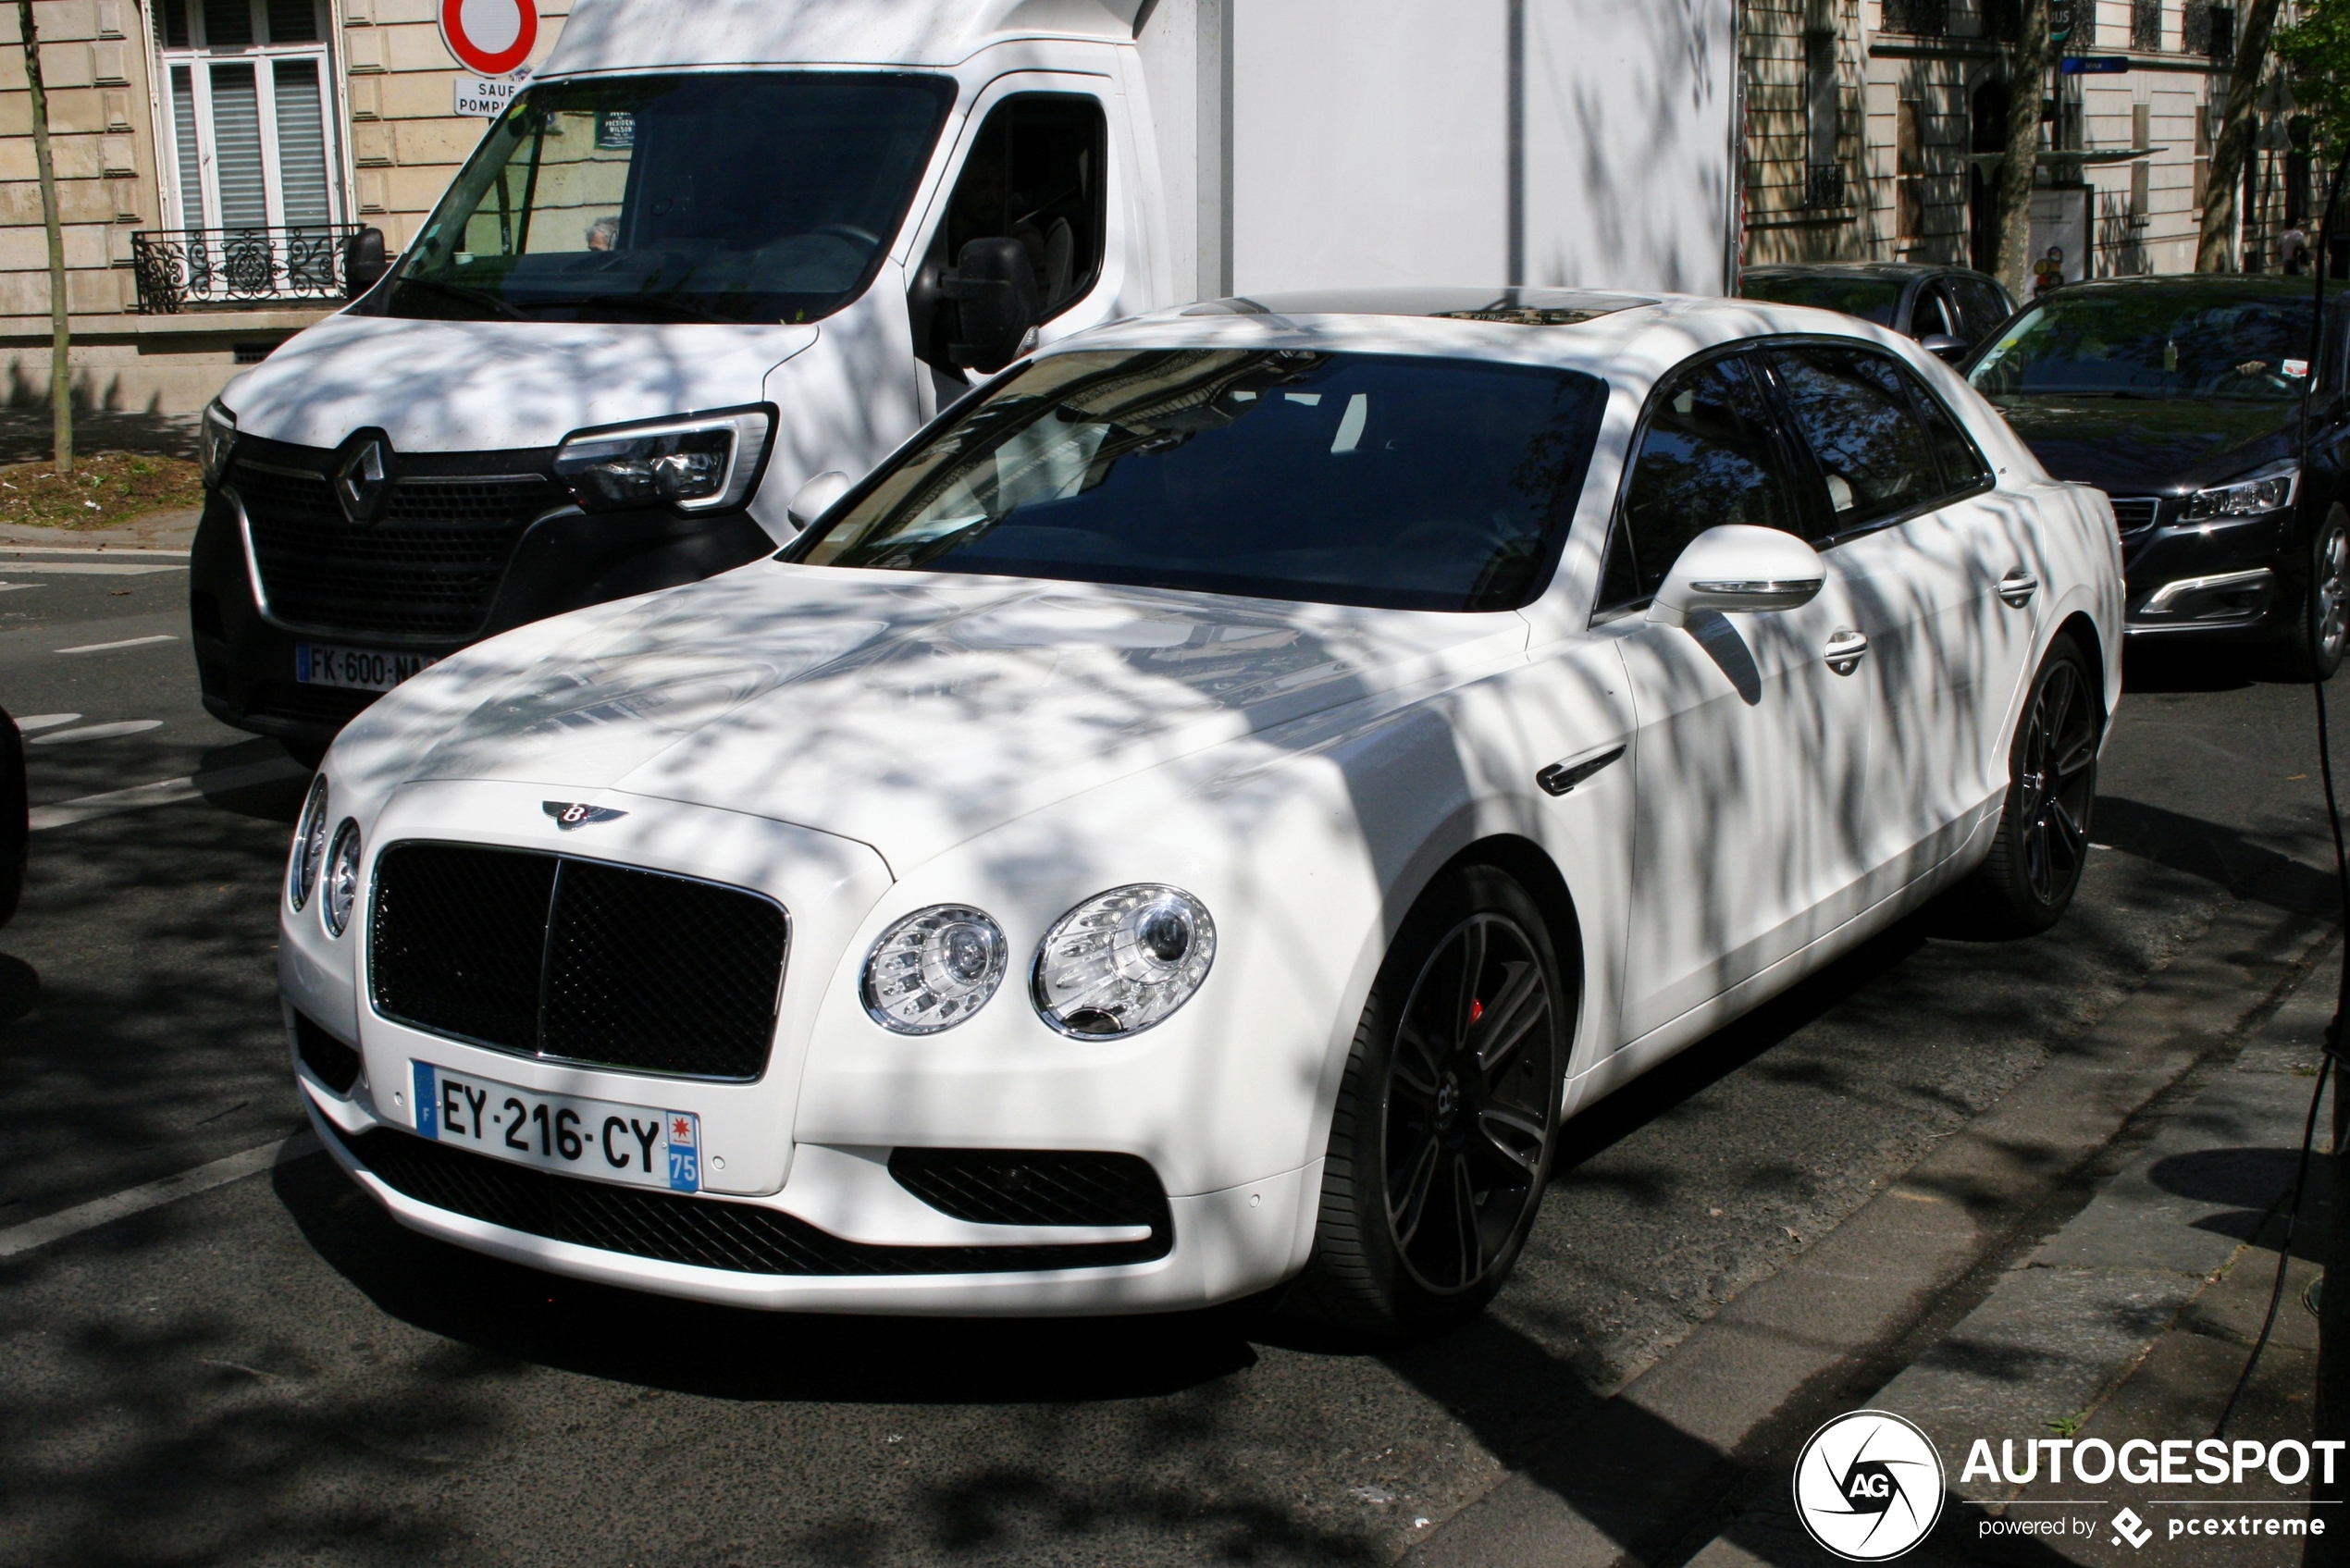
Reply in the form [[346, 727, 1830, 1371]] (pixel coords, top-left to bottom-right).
[[130, 225, 363, 314]]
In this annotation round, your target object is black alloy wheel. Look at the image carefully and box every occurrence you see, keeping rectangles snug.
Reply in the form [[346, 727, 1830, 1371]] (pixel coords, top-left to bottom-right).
[[1946, 636, 2099, 937], [2285, 505, 2350, 682], [1291, 861, 1569, 1337]]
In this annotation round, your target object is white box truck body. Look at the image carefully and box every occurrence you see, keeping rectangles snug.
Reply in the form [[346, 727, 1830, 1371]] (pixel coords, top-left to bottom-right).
[[192, 0, 1738, 756]]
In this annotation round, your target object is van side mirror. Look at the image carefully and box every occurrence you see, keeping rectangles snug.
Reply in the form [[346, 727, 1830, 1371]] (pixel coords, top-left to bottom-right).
[[1917, 332, 1969, 362], [942, 236, 1042, 374], [785, 470, 851, 533], [1648, 525, 1825, 628], [343, 227, 388, 299]]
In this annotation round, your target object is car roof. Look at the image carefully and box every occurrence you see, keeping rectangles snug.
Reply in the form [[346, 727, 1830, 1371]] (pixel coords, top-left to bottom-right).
[[1743, 261, 1982, 282], [2042, 272, 2317, 299]]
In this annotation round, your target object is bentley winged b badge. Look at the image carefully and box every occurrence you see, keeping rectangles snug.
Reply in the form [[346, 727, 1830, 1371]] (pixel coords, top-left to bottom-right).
[[544, 801, 627, 830]]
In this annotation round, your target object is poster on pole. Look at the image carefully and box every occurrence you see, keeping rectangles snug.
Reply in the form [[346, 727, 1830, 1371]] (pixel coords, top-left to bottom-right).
[[441, 0, 538, 82]]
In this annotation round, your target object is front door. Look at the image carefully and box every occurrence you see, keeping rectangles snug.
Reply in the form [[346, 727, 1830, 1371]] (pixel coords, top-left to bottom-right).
[[1595, 350, 1875, 1043]]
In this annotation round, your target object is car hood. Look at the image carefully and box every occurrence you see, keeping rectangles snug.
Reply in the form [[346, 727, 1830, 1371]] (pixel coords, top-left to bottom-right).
[[341, 562, 1530, 872], [221, 313, 818, 451], [1985, 393, 2298, 496]]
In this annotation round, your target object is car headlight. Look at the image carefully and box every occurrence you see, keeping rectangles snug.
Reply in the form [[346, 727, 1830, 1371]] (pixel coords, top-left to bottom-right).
[[287, 775, 329, 911], [1033, 884, 1216, 1038], [553, 407, 773, 513], [200, 398, 236, 488], [862, 905, 1008, 1033], [2184, 462, 2298, 521], [323, 821, 361, 937]]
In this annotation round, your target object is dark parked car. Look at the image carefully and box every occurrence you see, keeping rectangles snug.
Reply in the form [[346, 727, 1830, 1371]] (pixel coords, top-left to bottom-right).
[[1741, 262, 2015, 359], [0, 704, 22, 928], [1962, 275, 2345, 677]]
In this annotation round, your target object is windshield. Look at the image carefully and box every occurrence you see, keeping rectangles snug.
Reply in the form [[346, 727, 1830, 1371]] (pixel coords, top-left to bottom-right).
[[385, 72, 954, 326], [1740, 274, 1904, 326], [791, 350, 1606, 612], [1967, 289, 2316, 401]]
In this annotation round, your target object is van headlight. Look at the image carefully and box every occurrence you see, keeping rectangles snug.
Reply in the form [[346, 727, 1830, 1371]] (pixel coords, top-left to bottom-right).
[[2184, 461, 2298, 521], [323, 821, 361, 937], [200, 399, 236, 488], [1033, 885, 1216, 1037], [554, 406, 773, 512], [287, 774, 329, 911], [863, 905, 1008, 1033]]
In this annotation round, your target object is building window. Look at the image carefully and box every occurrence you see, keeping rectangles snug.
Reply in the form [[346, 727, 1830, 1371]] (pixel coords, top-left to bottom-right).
[[2130, 160, 2151, 221], [1983, 0, 2022, 42], [1803, 29, 1842, 209], [153, 0, 342, 235], [2132, 0, 2163, 50], [1881, 0, 1948, 35], [2184, 2, 2234, 65], [2133, 103, 2151, 150], [2195, 104, 2212, 208]]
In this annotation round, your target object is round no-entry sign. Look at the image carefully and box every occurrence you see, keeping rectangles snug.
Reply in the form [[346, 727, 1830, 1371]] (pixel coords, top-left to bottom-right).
[[440, 0, 537, 78]]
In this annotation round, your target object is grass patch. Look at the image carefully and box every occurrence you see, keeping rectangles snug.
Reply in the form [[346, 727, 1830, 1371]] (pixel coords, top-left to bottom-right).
[[0, 452, 204, 530]]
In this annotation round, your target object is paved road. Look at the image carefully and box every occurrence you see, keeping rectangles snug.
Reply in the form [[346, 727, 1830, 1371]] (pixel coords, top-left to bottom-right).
[[0, 558, 2340, 1567]]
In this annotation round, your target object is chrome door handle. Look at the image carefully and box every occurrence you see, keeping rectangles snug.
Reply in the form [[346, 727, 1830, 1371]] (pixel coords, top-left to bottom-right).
[[1824, 628, 1869, 675], [1998, 570, 2039, 608]]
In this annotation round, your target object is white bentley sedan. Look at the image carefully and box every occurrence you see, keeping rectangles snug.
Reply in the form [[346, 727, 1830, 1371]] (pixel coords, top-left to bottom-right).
[[281, 289, 2121, 1335]]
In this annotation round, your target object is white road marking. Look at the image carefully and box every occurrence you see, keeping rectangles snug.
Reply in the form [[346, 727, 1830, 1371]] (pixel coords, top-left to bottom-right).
[[0, 1130, 320, 1259], [0, 562, 183, 575], [31, 719, 163, 746], [14, 713, 80, 732], [0, 582, 44, 593], [29, 755, 309, 830], [54, 634, 177, 654], [0, 545, 190, 559]]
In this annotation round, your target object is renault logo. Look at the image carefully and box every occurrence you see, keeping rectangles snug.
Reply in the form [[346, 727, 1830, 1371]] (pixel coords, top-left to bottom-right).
[[335, 437, 392, 525]]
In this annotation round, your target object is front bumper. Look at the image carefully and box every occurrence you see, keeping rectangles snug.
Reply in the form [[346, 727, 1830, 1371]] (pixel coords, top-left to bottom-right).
[[2119, 500, 2294, 638]]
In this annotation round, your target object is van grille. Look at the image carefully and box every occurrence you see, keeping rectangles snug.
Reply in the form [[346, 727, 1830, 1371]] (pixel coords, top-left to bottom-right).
[[370, 843, 788, 1080], [233, 457, 560, 640], [328, 1124, 1172, 1274]]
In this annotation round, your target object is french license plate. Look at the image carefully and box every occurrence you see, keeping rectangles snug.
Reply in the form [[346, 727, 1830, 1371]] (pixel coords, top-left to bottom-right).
[[411, 1061, 700, 1192], [296, 642, 438, 692]]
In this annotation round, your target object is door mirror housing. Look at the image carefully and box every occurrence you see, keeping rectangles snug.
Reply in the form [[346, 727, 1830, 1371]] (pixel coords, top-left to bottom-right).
[[1917, 332, 1969, 362], [785, 470, 852, 533], [343, 227, 388, 299], [1648, 525, 1826, 627], [942, 236, 1042, 375]]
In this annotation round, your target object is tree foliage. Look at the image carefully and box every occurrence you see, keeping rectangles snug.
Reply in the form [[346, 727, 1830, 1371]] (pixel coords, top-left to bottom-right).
[[2277, 0, 2350, 159]]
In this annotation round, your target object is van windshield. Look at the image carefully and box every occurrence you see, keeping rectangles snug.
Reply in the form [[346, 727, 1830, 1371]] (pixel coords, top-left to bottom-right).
[[789, 350, 1607, 613], [383, 72, 954, 327]]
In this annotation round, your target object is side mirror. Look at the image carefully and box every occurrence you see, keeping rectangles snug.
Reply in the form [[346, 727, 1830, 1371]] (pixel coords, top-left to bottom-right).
[[1917, 332, 1969, 362], [1648, 525, 1825, 628], [343, 227, 388, 299], [942, 236, 1042, 374], [785, 470, 851, 533]]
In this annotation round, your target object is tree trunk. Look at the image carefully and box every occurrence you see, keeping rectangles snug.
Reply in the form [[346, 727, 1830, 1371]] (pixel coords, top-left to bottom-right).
[[2197, 0, 2286, 273], [15, 0, 68, 471], [1995, 0, 2051, 302]]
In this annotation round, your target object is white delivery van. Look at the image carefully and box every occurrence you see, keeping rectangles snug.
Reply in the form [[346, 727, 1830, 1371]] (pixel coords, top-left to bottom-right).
[[191, 0, 1739, 760]]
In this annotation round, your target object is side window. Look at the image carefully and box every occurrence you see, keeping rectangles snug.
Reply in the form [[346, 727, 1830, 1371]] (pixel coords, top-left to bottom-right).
[[1904, 377, 1994, 494], [1600, 354, 1804, 610], [941, 94, 1106, 314], [1953, 278, 2013, 343], [1768, 345, 1944, 535], [1913, 286, 1958, 340]]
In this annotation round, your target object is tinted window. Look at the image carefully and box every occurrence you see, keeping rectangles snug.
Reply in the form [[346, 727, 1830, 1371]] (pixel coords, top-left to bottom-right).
[[796, 350, 1606, 613], [1913, 286, 1959, 340], [1740, 273, 1905, 327], [1600, 354, 1802, 609], [1908, 379, 1993, 493], [389, 73, 955, 326], [1967, 288, 2316, 401], [1951, 277, 2012, 341], [1771, 346, 1944, 531], [939, 94, 1107, 320]]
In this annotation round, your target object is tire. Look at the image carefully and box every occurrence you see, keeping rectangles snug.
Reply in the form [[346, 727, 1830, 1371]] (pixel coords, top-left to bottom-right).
[[2281, 505, 2350, 683], [1946, 636, 2100, 938], [1288, 861, 1571, 1339]]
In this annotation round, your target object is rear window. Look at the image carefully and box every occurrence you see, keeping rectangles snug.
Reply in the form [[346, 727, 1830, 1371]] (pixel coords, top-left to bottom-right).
[[791, 349, 1607, 613], [1740, 275, 1905, 327]]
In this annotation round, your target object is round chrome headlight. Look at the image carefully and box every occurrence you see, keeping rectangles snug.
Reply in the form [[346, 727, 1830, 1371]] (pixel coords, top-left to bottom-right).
[[288, 775, 329, 911], [1032, 884, 1216, 1037], [862, 905, 1008, 1033], [322, 820, 361, 937]]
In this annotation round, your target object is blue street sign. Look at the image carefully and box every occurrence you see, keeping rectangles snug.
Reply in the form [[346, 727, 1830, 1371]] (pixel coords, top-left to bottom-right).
[[2059, 56, 2131, 74]]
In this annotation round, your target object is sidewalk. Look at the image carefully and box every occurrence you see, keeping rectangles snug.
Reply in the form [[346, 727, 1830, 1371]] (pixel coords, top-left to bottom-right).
[[1687, 943, 2339, 1566], [0, 509, 199, 551]]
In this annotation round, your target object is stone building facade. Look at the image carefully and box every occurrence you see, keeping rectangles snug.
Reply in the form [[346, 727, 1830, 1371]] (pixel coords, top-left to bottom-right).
[[0, 0, 568, 420], [1743, 0, 2255, 282]]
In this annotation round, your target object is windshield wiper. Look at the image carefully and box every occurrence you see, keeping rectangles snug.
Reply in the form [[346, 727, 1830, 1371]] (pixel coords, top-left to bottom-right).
[[514, 291, 741, 325], [392, 276, 531, 321]]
